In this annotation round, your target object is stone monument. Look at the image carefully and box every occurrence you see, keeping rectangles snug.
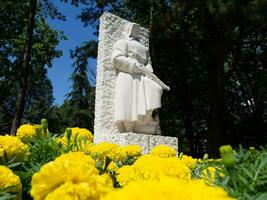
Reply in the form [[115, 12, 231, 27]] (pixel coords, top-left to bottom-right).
[[94, 12, 178, 153]]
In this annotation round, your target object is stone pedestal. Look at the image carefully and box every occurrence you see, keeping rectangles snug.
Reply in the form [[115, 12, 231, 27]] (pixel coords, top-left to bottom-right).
[[94, 132, 178, 154]]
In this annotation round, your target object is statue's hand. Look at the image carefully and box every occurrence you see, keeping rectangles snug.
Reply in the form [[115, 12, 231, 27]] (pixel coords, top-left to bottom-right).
[[146, 64, 153, 73], [142, 67, 155, 77], [133, 63, 144, 73], [141, 67, 171, 91]]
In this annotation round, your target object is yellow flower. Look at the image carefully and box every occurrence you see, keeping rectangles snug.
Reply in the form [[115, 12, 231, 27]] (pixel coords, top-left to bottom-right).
[[56, 137, 68, 146], [57, 127, 93, 150], [150, 145, 177, 158], [45, 175, 113, 200], [179, 155, 197, 168], [0, 135, 28, 162], [71, 127, 93, 142], [31, 152, 113, 200], [102, 177, 234, 200], [0, 165, 22, 200], [16, 124, 36, 143], [88, 142, 124, 162], [121, 145, 141, 157], [107, 161, 119, 172], [201, 166, 224, 185], [117, 155, 191, 186], [76, 140, 94, 153], [116, 165, 137, 186], [201, 166, 217, 185]]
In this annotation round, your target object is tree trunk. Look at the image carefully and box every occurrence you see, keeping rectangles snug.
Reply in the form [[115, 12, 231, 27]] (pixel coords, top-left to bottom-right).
[[207, 54, 225, 157], [182, 85, 195, 155], [179, 55, 195, 155], [10, 0, 37, 135], [75, 111, 81, 127]]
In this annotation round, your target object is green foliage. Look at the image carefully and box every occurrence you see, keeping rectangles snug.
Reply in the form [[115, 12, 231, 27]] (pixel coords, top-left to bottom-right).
[[0, 186, 18, 200], [1, 0, 267, 157], [0, 151, 22, 169], [15, 135, 62, 199], [67, 41, 96, 130], [113, 0, 267, 155], [0, 1, 64, 134], [193, 146, 267, 199], [219, 146, 267, 199]]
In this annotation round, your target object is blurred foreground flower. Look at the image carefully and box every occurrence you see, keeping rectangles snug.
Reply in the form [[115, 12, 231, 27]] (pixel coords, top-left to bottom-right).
[[31, 152, 113, 200], [0, 165, 22, 200], [102, 177, 234, 200]]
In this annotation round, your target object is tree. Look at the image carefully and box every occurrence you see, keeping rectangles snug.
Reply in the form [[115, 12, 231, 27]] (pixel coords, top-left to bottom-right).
[[67, 41, 97, 131], [0, 1, 63, 134], [9, 0, 65, 135], [10, 0, 37, 135], [23, 20, 64, 124], [64, 0, 267, 156]]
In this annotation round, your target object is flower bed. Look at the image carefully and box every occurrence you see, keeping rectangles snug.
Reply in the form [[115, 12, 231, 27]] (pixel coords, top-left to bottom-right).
[[0, 120, 266, 200]]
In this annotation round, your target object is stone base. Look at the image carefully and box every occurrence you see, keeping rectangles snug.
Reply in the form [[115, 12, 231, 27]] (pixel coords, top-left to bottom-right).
[[94, 132, 178, 154]]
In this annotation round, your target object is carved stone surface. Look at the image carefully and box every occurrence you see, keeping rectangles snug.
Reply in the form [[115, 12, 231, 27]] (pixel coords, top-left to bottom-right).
[[94, 132, 178, 154], [94, 12, 178, 151], [94, 12, 149, 136]]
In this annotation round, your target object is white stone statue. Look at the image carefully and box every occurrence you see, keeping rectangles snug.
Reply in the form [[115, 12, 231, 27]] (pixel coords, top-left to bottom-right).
[[112, 22, 169, 134], [94, 12, 178, 153]]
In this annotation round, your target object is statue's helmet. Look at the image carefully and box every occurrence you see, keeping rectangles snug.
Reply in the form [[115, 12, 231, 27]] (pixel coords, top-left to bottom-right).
[[123, 22, 141, 40]]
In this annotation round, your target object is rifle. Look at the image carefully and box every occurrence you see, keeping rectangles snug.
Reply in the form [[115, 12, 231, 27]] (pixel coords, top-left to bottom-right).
[[142, 68, 170, 91]]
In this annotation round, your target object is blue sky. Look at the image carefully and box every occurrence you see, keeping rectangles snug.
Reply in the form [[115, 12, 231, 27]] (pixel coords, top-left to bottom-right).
[[47, 1, 96, 105]]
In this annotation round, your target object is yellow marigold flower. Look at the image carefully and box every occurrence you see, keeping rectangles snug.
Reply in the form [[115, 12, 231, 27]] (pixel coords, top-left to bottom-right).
[[121, 145, 141, 157], [56, 137, 68, 146], [102, 177, 234, 200], [57, 128, 93, 150], [110, 146, 127, 161], [71, 127, 93, 142], [116, 165, 137, 186], [107, 161, 119, 172], [31, 152, 113, 200], [45, 174, 113, 200], [77, 140, 94, 153], [0, 165, 22, 200], [0, 135, 28, 161], [88, 142, 124, 162], [150, 145, 177, 158], [16, 124, 36, 143], [201, 166, 225, 185], [117, 155, 191, 186], [179, 155, 197, 168]]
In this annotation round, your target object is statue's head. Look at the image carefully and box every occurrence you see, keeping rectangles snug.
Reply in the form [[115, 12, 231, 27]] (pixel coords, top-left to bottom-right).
[[124, 22, 141, 40]]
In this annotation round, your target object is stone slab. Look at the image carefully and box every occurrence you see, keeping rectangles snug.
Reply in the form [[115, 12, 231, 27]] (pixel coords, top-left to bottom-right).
[[94, 132, 178, 154], [94, 12, 149, 136]]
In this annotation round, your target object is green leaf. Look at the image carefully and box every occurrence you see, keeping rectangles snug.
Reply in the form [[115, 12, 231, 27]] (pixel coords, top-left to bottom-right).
[[103, 156, 112, 172], [254, 193, 267, 200]]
